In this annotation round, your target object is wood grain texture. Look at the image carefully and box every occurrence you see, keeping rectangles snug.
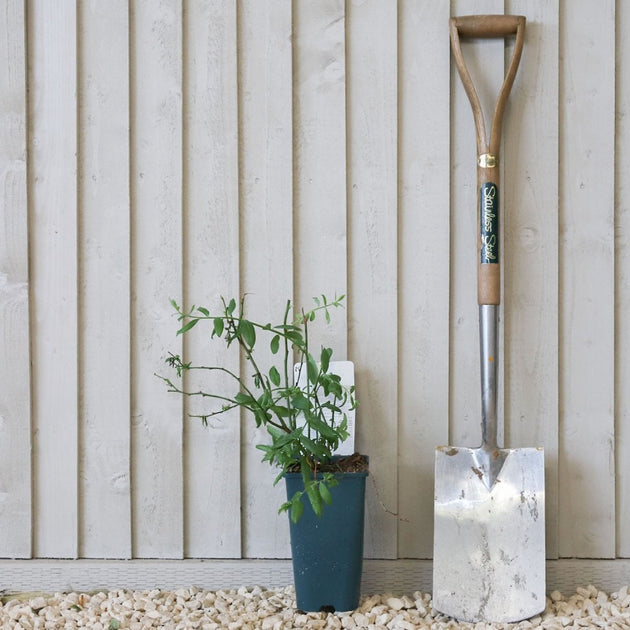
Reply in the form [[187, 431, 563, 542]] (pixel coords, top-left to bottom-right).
[[238, 0, 293, 559], [6, 1, 630, 562], [293, 0, 348, 356], [130, 0, 184, 559], [78, 0, 132, 559], [617, 0, 630, 559], [347, 0, 398, 559], [505, 0, 560, 559], [397, 0, 450, 559], [558, 0, 616, 558], [0, 0, 31, 559], [28, 0, 79, 559], [182, 0, 241, 559]]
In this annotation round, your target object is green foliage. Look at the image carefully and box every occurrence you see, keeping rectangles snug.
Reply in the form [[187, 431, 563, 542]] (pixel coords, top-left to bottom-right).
[[159, 294, 355, 522]]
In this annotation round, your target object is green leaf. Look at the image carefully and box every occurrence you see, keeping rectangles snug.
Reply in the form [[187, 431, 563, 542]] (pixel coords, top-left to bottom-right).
[[176, 318, 198, 335], [213, 317, 224, 337], [270, 404, 291, 417], [319, 482, 332, 505], [269, 366, 281, 387], [306, 414, 337, 438], [239, 319, 256, 348], [300, 435, 328, 459], [197, 306, 210, 316], [234, 392, 255, 406], [285, 330, 304, 346], [109, 620, 121, 630], [306, 482, 323, 517], [307, 354, 319, 385], [254, 408, 270, 427], [290, 498, 304, 523], [291, 394, 310, 411], [226, 298, 237, 315], [270, 334, 280, 354], [320, 347, 332, 373]]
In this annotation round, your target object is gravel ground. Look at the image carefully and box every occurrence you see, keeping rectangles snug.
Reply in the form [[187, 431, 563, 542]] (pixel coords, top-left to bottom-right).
[[2, 584, 630, 629]]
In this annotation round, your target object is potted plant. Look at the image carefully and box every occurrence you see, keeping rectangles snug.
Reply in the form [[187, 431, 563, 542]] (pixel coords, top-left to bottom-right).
[[159, 294, 369, 612]]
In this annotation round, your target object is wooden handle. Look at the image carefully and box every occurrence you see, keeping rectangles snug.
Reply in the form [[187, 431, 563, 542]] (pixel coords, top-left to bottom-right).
[[451, 14, 525, 38], [450, 14, 526, 305]]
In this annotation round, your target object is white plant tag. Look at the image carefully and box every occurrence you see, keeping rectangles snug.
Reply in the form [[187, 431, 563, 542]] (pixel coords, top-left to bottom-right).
[[293, 360, 356, 455]]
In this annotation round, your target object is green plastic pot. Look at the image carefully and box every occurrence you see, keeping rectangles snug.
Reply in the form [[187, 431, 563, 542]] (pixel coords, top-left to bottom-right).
[[285, 464, 368, 612]]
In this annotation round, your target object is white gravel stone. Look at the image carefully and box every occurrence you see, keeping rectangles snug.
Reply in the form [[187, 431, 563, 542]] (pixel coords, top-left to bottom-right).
[[2, 584, 630, 629], [385, 597, 404, 611]]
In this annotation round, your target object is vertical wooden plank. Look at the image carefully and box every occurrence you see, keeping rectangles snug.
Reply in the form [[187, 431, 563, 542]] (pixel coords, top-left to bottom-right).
[[78, 0, 132, 559], [558, 0, 615, 558], [617, 0, 630, 558], [293, 0, 347, 354], [28, 0, 79, 558], [0, 0, 31, 558], [130, 0, 184, 559], [346, 0, 398, 559], [182, 0, 240, 558], [449, 0, 505, 451], [504, 0, 560, 559], [239, 0, 293, 559], [397, 0, 450, 559]]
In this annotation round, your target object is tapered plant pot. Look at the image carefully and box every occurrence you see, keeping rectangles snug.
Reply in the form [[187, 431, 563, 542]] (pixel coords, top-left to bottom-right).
[[285, 463, 368, 613]]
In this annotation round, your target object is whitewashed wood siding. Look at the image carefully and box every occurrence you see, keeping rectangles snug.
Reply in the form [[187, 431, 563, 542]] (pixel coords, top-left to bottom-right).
[[0, 0, 626, 561]]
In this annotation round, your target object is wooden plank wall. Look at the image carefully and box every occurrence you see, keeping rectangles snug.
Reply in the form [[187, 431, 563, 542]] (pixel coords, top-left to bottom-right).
[[0, 0, 626, 561]]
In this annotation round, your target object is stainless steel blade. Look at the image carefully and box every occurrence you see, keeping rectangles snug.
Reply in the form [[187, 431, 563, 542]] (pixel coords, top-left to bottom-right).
[[433, 445, 545, 623]]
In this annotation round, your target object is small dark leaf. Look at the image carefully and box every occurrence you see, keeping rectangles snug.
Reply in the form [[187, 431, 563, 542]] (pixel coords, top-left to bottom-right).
[[291, 394, 310, 411], [319, 482, 332, 505], [235, 392, 255, 406], [227, 298, 237, 315], [290, 497, 304, 523], [176, 318, 198, 335], [307, 354, 319, 385], [270, 334, 280, 354], [285, 330, 304, 346], [270, 404, 291, 417], [239, 319, 256, 348], [254, 408, 270, 427], [306, 482, 323, 517], [300, 458, 311, 484], [213, 317, 224, 337], [269, 366, 281, 387], [320, 347, 332, 373], [306, 414, 337, 438]]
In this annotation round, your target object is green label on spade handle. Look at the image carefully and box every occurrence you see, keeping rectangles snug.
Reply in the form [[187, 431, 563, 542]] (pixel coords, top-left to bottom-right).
[[480, 182, 499, 264]]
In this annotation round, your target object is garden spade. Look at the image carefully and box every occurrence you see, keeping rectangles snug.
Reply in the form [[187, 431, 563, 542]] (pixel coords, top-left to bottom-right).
[[432, 15, 545, 623]]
